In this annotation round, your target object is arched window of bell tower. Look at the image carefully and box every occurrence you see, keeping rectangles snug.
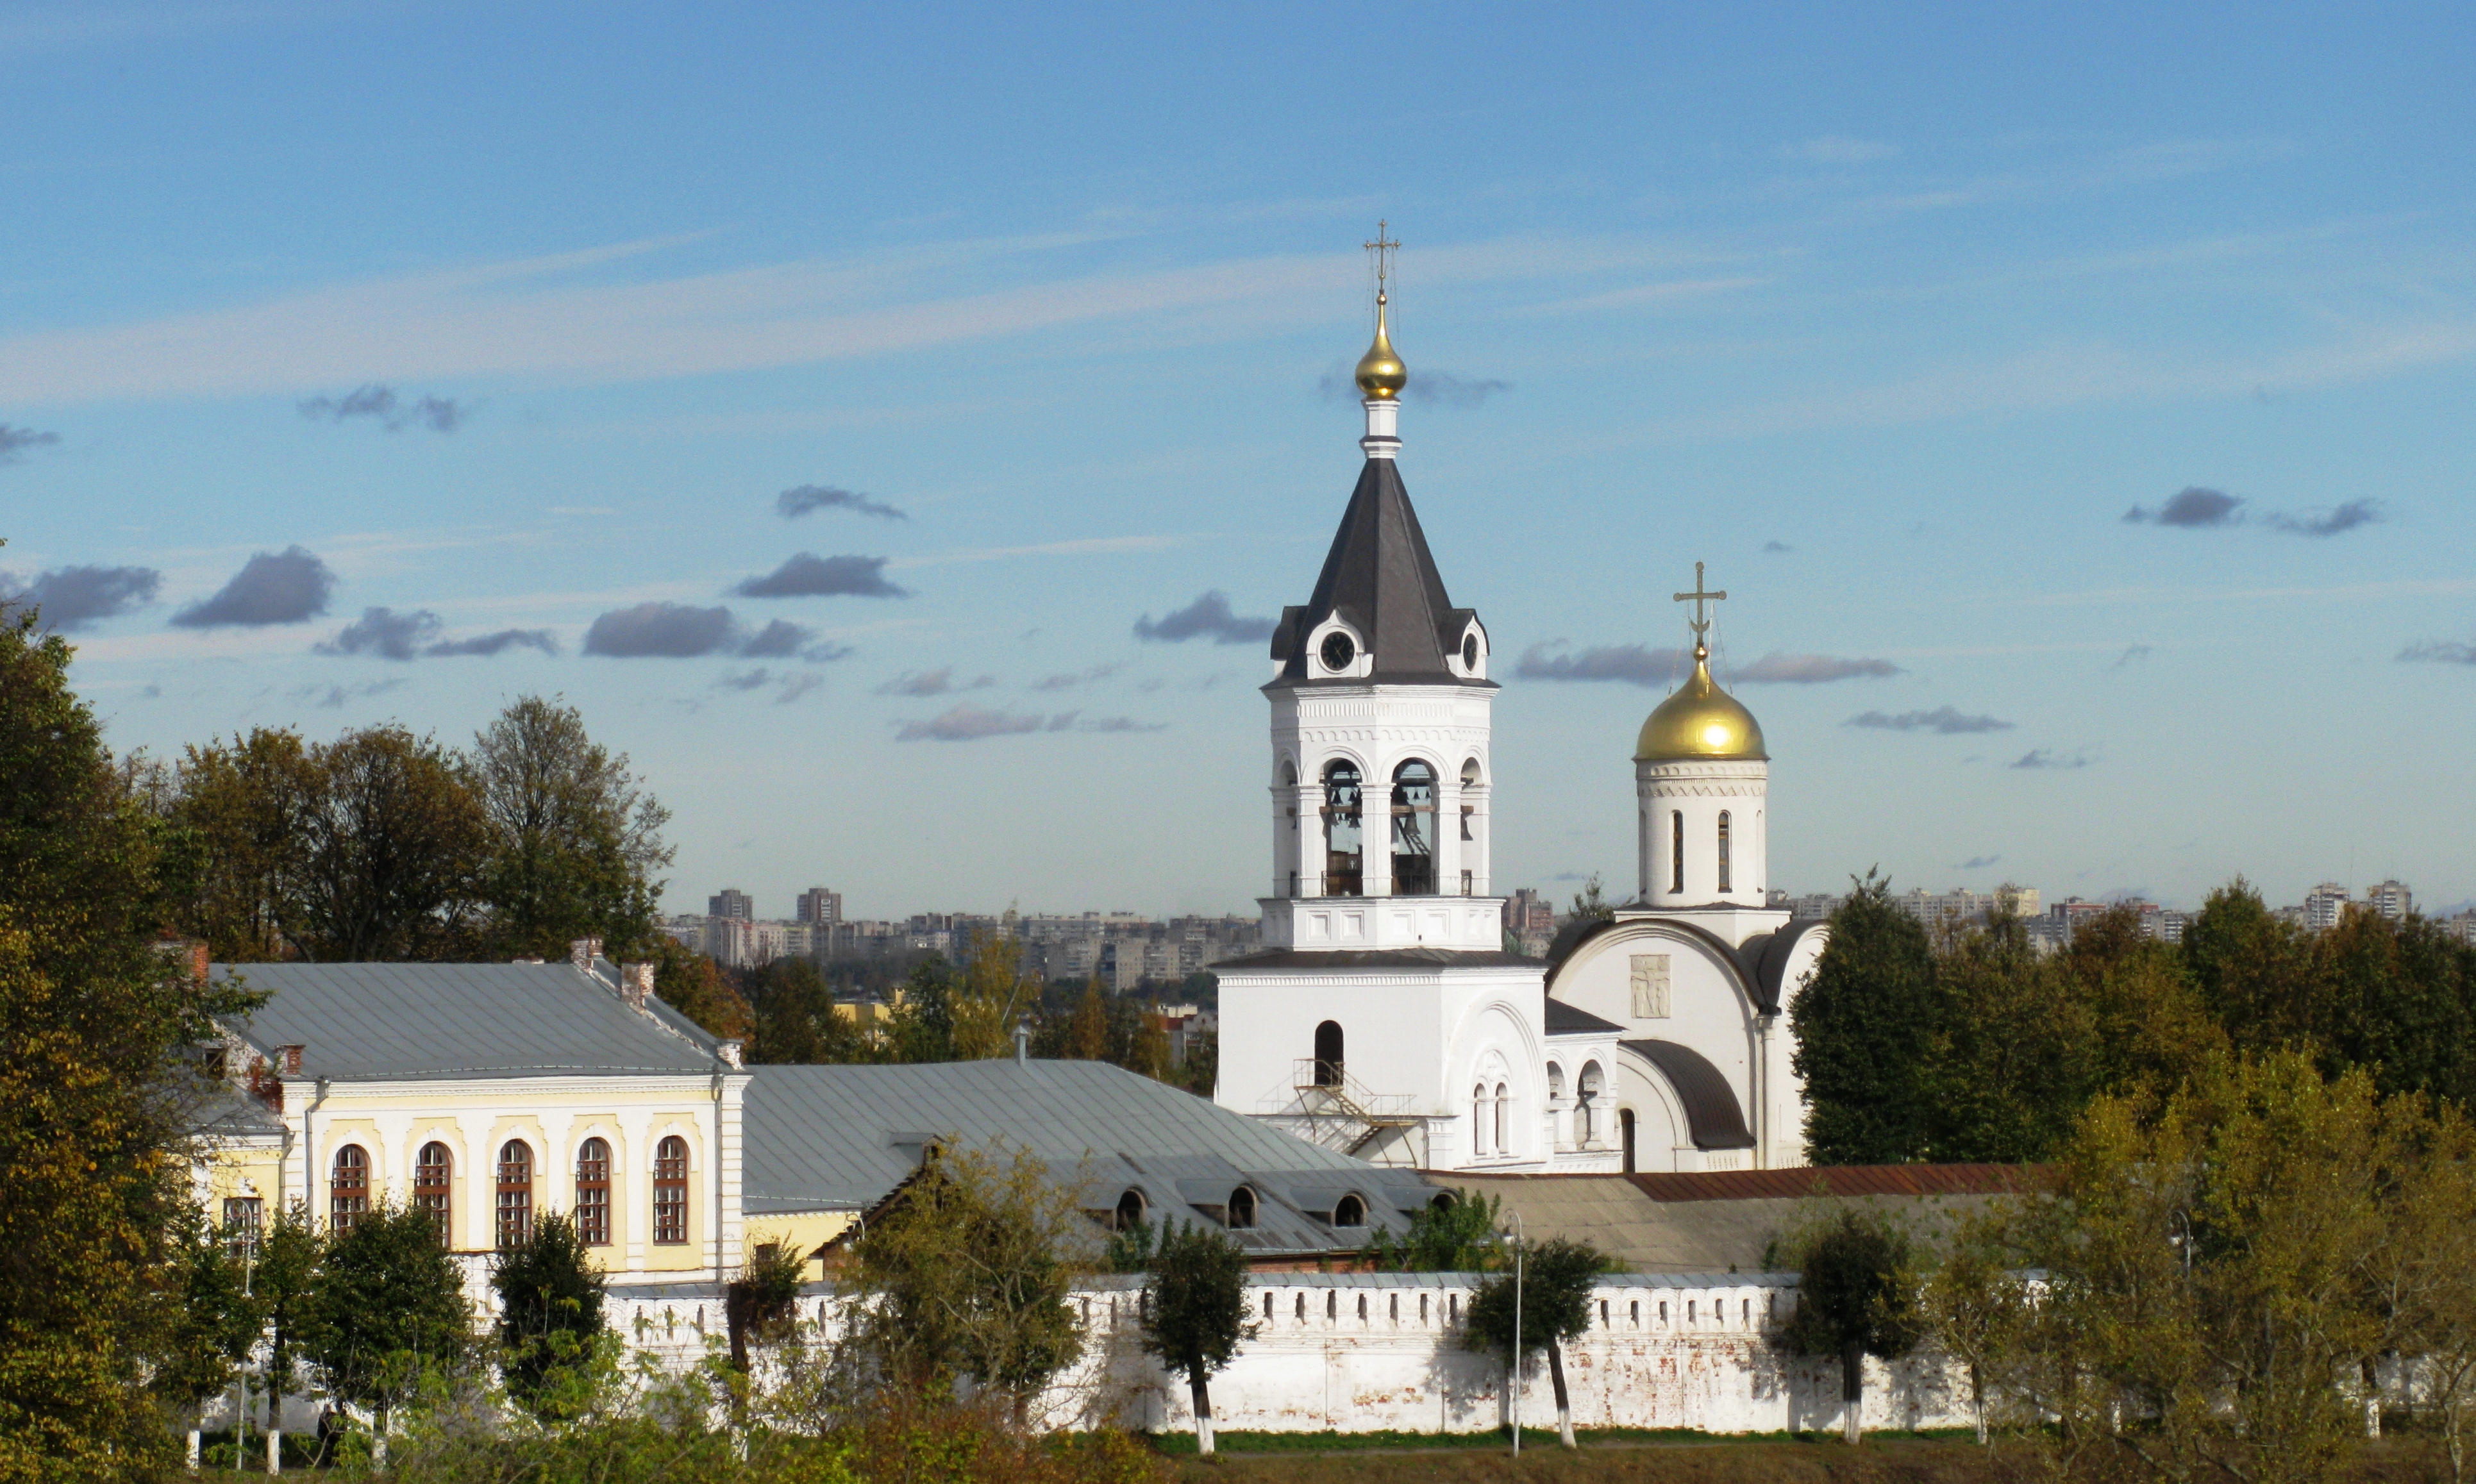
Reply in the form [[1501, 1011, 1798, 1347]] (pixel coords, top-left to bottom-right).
[[1389, 759, 1437, 896], [1321, 760, 1363, 896], [1312, 1021, 1343, 1087], [1717, 810, 1733, 893]]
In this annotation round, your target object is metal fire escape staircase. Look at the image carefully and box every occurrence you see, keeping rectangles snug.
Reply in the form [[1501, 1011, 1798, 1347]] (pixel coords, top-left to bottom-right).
[[1279, 1060, 1422, 1159]]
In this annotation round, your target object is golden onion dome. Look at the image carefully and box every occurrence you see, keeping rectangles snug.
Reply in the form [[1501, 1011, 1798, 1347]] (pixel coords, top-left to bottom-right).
[[1354, 292, 1407, 400], [1635, 645, 1768, 762]]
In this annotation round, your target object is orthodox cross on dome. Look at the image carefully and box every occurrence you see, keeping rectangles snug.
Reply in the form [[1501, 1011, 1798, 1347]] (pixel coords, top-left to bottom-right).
[[1364, 221, 1400, 299], [1673, 561, 1727, 649]]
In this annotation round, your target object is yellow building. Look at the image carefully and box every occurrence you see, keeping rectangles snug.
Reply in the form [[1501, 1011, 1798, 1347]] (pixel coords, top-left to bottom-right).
[[203, 946, 751, 1287]]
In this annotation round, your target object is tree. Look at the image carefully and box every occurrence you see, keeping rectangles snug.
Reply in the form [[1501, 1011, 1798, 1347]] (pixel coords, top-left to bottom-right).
[[745, 956, 880, 1064], [2320, 906, 2476, 1106], [842, 1142, 1087, 1426], [646, 933, 754, 1042], [1792, 871, 1943, 1164], [0, 605, 248, 1481], [154, 1206, 268, 1462], [167, 728, 319, 961], [1063, 980, 1110, 1061], [491, 1212, 608, 1421], [1464, 1237, 1604, 1448], [1928, 912, 2089, 1162], [888, 956, 957, 1063], [469, 696, 673, 961], [1136, 1222, 1257, 1456], [294, 726, 489, 961], [1916, 1219, 2025, 1447], [1544, 874, 1614, 967], [948, 932, 1042, 1061], [1780, 1206, 1922, 1446], [251, 1206, 325, 1451], [1370, 1190, 1501, 1272], [2184, 878, 2327, 1055], [307, 1204, 474, 1447]]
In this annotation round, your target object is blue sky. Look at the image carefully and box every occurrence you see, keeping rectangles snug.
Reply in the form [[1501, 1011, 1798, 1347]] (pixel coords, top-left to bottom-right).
[[5, 2, 2473, 919]]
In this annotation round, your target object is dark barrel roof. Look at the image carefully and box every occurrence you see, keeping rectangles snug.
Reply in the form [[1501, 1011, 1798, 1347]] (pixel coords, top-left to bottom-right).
[[1267, 458, 1487, 687], [1621, 1038, 1757, 1150]]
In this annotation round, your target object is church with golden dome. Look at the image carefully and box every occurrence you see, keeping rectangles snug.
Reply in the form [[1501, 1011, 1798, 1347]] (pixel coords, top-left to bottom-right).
[[1212, 235, 1822, 1176]]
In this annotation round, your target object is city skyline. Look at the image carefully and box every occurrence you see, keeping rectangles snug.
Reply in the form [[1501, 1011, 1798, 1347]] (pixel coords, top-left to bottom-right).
[[5, 6, 2473, 917]]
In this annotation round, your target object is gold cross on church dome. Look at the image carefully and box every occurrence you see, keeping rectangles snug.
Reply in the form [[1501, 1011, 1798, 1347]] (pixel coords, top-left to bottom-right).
[[1364, 221, 1400, 293], [1672, 561, 1727, 644]]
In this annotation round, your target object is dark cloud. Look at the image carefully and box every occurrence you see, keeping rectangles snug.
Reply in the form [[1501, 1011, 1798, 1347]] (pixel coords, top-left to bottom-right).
[[2010, 748, 2091, 771], [1845, 707, 2015, 735], [1, 564, 162, 629], [1030, 662, 1123, 691], [896, 703, 1047, 742], [776, 672, 827, 704], [776, 485, 907, 521], [715, 669, 775, 692], [1762, 540, 1793, 554], [293, 679, 406, 710], [876, 669, 992, 697], [1319, 366, 1512, 407], [1735, 652, 1903, 683], [1516, 643, 1689, 685], [320, 606, 440, 660], [582, 602, 735, 658], [733, 553, 908, 599], [737, 618, 814, 657], [172, 546, 336, 628], [321, 606, 560, 660], [430, 628, 558, 657], [1133, 590, 1275, 645], [1074, 715, 1166, 733], [297, 384, 469, 433], [2399, 640, 2476, 667], [0, 425, 62, 463], [2123, 487, 2243, 528], [2266, 500, 2381, 537], [1957, 855, 2002, 871], [2111, 644, 2154, 670]]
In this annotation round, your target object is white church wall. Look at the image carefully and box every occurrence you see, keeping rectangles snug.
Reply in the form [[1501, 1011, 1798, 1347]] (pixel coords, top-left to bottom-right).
[[1217, 966, 1544, 1134], [1553, 928, 1759, 1092]]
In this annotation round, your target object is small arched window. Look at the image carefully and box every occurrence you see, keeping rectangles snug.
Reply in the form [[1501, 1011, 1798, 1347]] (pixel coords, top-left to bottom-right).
[[1334, 1194, 1366, 1228], [1312, 1020, 1344, 1088], [1389, 759, 1437, 896], [1717, 810, 1733, 893], [414, 1142, 452, 1245], [496, 1140, 533, 1250], [1546, 1063, 1566, 1103], [1577, 1062, 1605, 1146], [576, 1137, 612, 1247], [1226, 1186, 1258, 1230], [1494, 1082, 1510, 1154], [653, 1136, 690, 1246], [1472, 1085, 1490, 1155], [330, 1144, 369, 1234], [1322, 760, 1363, 897], [1459, 758, 1482, 846], [1671, 810, 1685, 894], [1280, 758, 1298, 787], [1621, 1108, 1638, 1174], [1114, 1189, 1146, 1231]]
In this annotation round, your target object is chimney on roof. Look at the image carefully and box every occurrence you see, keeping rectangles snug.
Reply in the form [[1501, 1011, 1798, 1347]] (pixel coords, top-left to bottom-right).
[[1014, 1019, 1031, 1066], [153, 938, 210, 984], [569, 938, 603, 972], [619, 962, 654, 1009], [276, 1044, 303, 1075], [717, 1038, 744, 1069]]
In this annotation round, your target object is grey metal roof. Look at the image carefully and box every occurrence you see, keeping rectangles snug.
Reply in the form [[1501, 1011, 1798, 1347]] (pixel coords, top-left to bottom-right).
[[1544, 999, 1624, 1035], [741, 1058, 1437, 1256], [1267, 458, 1491, 688], [1621, 1039, 1756, 1150], [214, 962, 723, 1081]]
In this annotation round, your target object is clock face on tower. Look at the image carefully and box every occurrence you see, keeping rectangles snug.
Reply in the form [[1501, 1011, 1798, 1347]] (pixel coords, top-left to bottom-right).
[[1319, 631, 1356, 671]]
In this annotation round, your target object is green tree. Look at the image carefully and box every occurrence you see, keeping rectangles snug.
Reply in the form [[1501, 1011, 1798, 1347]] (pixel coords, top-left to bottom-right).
[[1136, 1222, 1257, 1456], [307, 1203, 474, 1447], [1544, 874, 1614, 967], [1793, 871, 1943, 1165], [490, 1212, 608, 1421], [1780, 1206, 1922, 1446], [746, 956, 880, 1064], [1464, 1236, 1605, 1448], [469, 696, 673, 961], [949, 932, 1042, 1061], [646, 933, 755, 1041], [252, 1205, 325, 1446], [888, 956, 958, 1063], [294, 725, 490, 961], [1928, 912, 2089, 1162], [1370, 1190, 1501, 1272], [0, 605, 248, 1482], [167, 727, 319, 960], [155, 1206, 268, 1459], [842, 1142, 1087, 1426], [2320, 906, 2476, 1106], [1063, 979, 1110, 1060], [2184, 878, 2327, 1055]]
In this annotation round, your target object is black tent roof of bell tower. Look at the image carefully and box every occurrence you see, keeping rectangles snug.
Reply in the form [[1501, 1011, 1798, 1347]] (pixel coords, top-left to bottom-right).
[[1267, 458, 1489, 688]]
